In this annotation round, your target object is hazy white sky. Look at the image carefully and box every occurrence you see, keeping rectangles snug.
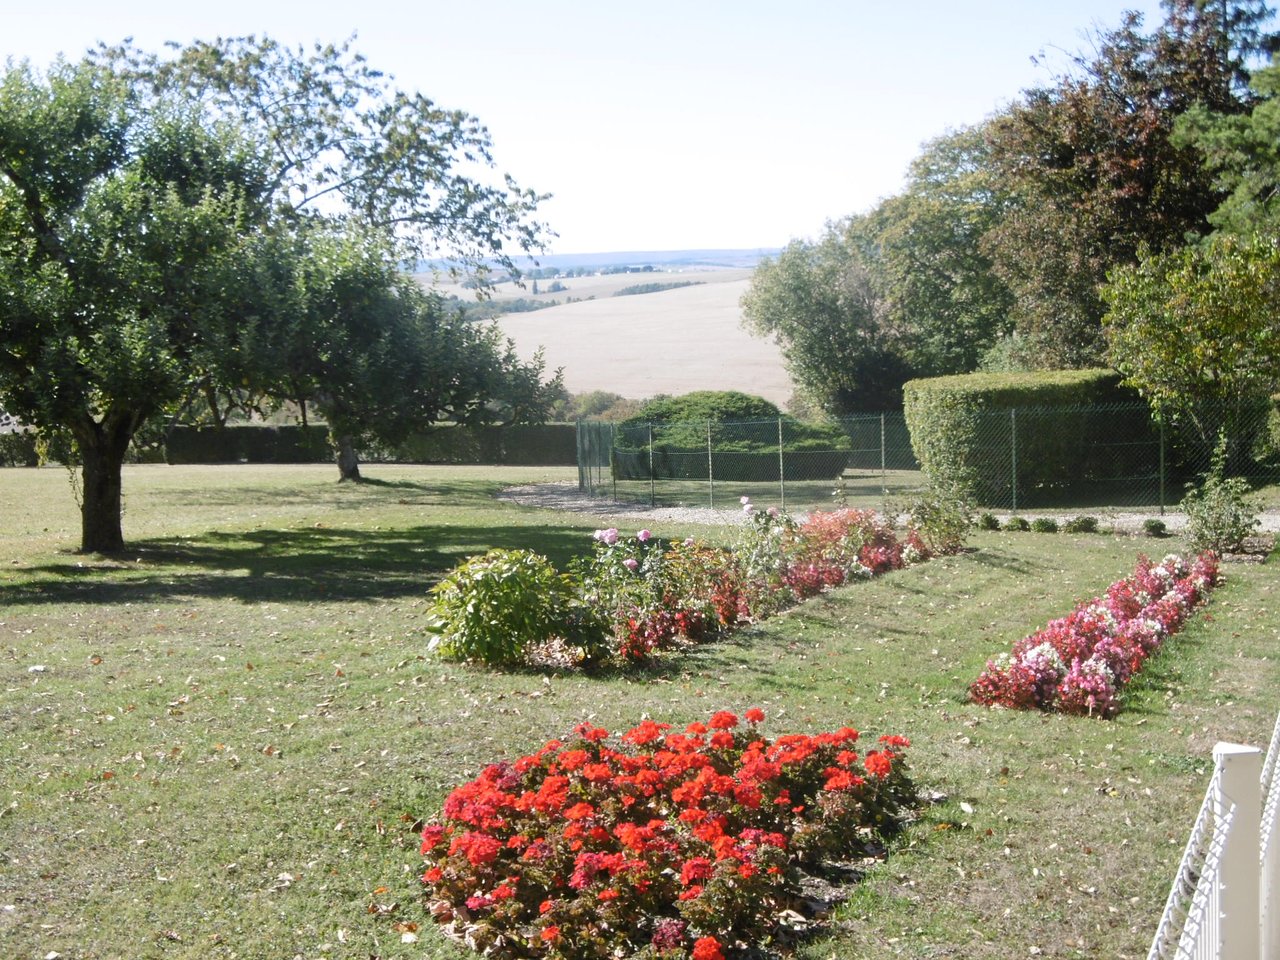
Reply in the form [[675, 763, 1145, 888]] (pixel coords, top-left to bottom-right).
[[4, 0, 1170, 254]]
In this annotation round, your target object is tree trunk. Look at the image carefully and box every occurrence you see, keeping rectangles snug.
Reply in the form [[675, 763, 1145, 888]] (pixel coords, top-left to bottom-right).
[[75, 416, 134, 554], [334, 434, 362, 482]]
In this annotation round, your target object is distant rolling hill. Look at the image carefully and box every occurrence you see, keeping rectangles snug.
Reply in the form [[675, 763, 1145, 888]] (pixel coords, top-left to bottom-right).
[[483, 268, 795, 408]]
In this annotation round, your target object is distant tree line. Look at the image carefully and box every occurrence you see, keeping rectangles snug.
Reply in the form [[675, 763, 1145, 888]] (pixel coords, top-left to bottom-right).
[[743, 0, 1280, 421]]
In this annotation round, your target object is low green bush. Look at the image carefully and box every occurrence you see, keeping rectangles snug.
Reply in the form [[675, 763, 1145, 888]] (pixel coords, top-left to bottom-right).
[[1180, 434, 1261, 553], [1143, 518, 1168, 537], [425, 549, 597, 665], [1062, 516, 1099, 534], [1005, 516, 1031, 532], [977, 512, 1001, 531], [1030, 517, 1060, 533]]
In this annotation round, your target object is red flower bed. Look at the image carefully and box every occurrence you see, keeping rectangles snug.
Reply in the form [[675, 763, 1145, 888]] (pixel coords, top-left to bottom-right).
[[970, 552, 1220, 718], [419, 710, 915, 958]]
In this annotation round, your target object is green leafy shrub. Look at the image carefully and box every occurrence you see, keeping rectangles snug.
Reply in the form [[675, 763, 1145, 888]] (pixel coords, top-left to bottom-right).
[[1143, 518, 1168, 537], [426, 549, 598, 665], [977, 512, 1001, 531], [903, 482, 973, 555], [1180, 434, 1261, 553], [1030, 517, 1059, 533], [1005, 516, 1031, 532], [1062, 516, 1099, 534]]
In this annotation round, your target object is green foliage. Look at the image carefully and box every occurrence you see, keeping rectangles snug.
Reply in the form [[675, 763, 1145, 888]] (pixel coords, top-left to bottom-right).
[[552, 390, 643, 422], [865, 125, 1016, 376], [1103, 233, 1280, 415], [613, 392, 850, 481], [165, 425, 331, 464], [979, 2, 1268, 368], [740, 227, 914, 414], [0, 432, 38, 467], [1143, 517, 1169, 537], [426, 549, 592, 665], [977, 512, 1002, 531], [902, 482, 974, 555], [1062, 516, 1100, 534], [902, 370, 1135, 501], [1030, 517, 1060, 533], [631, 390, 780, 424], [1180, 434, 1262, 552], [1175, 57, 1280, 236], [0, 40, 554, 549], [1005, 516, 1031, 531]]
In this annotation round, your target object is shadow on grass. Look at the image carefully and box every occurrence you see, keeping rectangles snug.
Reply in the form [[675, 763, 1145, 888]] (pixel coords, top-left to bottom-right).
[[2, 522, 594, 607]]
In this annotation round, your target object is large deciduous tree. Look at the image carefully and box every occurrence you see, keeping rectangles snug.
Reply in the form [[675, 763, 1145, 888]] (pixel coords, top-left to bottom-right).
[[865, 125, 1015, 377], [740, 224, 913, 415], [0, 61, 268, 552], [981, 0, 1275, 368], [233, 226, 562, 482], [0, 41, 552, 552]]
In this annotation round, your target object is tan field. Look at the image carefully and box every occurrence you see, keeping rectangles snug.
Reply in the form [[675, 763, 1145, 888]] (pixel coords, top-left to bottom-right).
[[460, 268, 797, 408]]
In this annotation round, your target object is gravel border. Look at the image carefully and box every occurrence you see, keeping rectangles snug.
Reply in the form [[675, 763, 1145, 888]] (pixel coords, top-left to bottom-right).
[[497, 481, 1280, 534]]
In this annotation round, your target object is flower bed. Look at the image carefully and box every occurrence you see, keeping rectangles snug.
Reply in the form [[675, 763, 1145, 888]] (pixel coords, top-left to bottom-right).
[[428, 499, 939, 667], [969, 552, 1220, 718], [419, 709, 915, 959]]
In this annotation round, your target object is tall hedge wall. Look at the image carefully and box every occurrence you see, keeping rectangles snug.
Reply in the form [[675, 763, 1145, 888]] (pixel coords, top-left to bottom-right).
[[902, 369, 1146, 503]]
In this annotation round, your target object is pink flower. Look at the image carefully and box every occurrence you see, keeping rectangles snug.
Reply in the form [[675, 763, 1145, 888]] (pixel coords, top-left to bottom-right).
[[623, 558, 639, 572], [592, 527, 619, 545], [767, 506, 779, 517], [740, 496, 751, 505], [637, 529, 652, 542]]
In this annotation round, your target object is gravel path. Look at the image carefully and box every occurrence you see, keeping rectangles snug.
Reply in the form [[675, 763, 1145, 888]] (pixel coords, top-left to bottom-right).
[[497, 481, 1280, 533]]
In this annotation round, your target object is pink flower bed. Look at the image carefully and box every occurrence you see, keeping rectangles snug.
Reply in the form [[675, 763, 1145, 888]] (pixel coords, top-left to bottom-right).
[[969, 552, 1220, 718]]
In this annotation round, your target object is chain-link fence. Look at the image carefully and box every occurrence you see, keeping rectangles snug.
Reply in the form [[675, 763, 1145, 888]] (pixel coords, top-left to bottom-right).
[[577, 399, 1280, 514]]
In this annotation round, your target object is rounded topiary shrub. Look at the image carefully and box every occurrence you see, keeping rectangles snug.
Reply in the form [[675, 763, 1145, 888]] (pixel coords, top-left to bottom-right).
[[1030, 517, 1060, 533], [1004, 516, 1031, 532], [612, 391, 850, 482]]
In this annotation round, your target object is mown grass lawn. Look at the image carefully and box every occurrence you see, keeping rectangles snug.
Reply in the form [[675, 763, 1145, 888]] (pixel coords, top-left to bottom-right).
[[1, 463, 1275, 960]]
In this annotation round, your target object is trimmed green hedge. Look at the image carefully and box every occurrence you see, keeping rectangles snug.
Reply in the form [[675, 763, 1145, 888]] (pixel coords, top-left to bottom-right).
[[166, 425, 332, 464], [0, 432, 38, 467], [165, 423, 577, 466], [903, 370, 1145, 503], [383, 424, 576, 465]]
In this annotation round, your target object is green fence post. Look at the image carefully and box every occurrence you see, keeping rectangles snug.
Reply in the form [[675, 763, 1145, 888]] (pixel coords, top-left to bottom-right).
[[778, 416, 786, 511], [648, 424, 655, 507], [1159, 419, 1165, 516], [880, 412, 887, 500], [1010, 408, 1018, 514], [611, 422, 617, 501], [707, 420, 714, 509]]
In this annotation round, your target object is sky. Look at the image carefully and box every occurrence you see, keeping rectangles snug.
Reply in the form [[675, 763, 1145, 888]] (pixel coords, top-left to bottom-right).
[[2, 0, 1171, 255]]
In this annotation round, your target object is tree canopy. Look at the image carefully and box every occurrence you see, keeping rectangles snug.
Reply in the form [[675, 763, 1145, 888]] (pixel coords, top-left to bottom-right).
[[742, 1, 1280, 415]]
